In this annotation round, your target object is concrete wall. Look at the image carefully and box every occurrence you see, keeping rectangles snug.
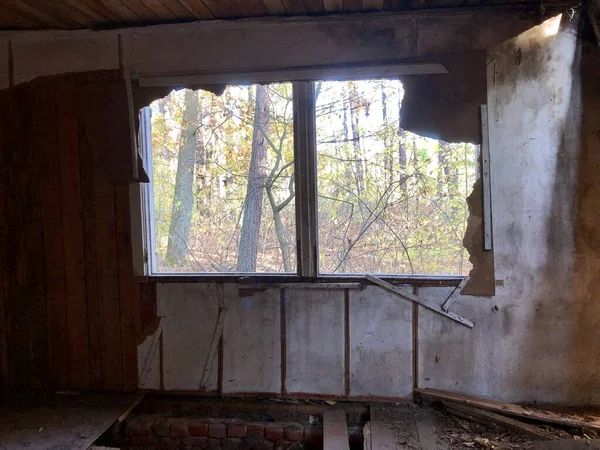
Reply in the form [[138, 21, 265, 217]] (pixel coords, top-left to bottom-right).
[[0, 10, 548, 89], [138, 17, 600, 406]]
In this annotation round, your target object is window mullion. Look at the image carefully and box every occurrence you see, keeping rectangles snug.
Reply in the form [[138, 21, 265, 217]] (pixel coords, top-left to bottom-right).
[[293, 81, 319, 277]]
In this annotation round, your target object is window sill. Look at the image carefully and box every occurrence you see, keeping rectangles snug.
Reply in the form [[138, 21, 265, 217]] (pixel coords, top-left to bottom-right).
[[143, 273, 465, 287]]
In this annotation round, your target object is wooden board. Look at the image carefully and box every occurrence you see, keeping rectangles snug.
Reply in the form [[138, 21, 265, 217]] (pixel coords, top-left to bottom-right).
[[324, 410, 350, 450], [369, 405, 397, 450], [532, 441, 600, 450], [417, 389, 600, 432], [415, 412, 451, 449], [444, 401, 555, 441], [366, 275, 474, 328], [0, 394, 139, 450]]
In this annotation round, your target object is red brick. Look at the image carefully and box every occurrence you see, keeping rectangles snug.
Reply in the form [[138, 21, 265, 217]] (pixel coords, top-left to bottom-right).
[[265, 425, 284, 441], [207, 438, 223, 450], [247, 423, 265, 438], [247, 437, 274, 450], [284, 425, 304, 442], [160, 436, 181, 449], [209, 423, 227, 438], [223, 437, 243, 450], [131, 435, 159, 446], [228, 423, 247, 438], [189, 419, 209, 436], [126, 416, 155, 436], [152, 418, 173, 437], [182, 436, 209, 446], [171, 419, 190, 438], [304, 426, 323, 447]]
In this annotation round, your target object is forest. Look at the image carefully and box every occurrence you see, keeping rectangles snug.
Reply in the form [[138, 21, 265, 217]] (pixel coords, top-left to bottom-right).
[[148, 79, 477, 275]]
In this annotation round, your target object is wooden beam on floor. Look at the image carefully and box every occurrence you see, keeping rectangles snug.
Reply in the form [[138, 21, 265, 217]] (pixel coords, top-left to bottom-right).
[[444, 401, 556, 441], [369, 405, 396, 450], [416, 388, 600, 432], [324, 410, 350, 450], [366, 275, 474, 328]]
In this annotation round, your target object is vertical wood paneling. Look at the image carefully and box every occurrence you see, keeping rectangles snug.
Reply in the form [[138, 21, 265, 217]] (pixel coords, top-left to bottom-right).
[[4, 87, 49, 390], [115, 184, 142, 391], [58, 81, 91, 390], [83, 82, 124, 391], [37, 83, 70, 389], [79, 107, 103, 390], [0, 70, 148, 394], [0, 90, 9, 391]]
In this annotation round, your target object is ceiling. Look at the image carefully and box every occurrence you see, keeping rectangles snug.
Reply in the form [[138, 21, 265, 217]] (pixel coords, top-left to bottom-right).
[[0, 0, 576, 30]]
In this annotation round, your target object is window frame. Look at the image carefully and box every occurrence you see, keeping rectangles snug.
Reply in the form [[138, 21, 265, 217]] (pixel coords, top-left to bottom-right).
[[136, 66, 479, 283]]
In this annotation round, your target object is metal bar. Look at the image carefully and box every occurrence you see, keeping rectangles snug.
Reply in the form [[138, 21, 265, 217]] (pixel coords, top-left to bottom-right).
[[441, 276, 469, 312], [293, 82, 318, 277], [137, 63, 448, 87], [366, 275, 474, 328], [480, 105, 493, 251]]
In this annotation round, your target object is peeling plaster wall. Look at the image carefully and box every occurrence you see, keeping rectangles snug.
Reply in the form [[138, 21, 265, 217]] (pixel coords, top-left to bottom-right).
[[137, 18, 600, 406], [419, 17, 600, 405]]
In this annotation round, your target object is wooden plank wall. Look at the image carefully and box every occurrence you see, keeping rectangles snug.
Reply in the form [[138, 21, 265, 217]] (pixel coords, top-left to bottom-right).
[[0, 70, 151, 393]]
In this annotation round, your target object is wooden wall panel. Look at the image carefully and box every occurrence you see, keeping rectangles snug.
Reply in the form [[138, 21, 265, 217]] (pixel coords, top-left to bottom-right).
[[0, 70, 144, 394], [37, 83, 71, 390]]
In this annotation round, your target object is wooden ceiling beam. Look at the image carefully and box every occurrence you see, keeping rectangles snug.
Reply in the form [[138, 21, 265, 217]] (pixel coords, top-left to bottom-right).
[[363, 0, 385, 9], [11, 1, 82, 28], [176, 0, 214, 19], [323, 0, 344, 11], [303, 0, 326, 13], [261, 0, 288, 14], [201, 0, 236, 18], [118, 0, 162, 20], [343, 0, 364, 11]]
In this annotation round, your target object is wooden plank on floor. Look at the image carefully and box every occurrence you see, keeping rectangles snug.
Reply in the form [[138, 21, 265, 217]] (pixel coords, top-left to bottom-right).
[[324, 410, 350, 450], [59, 80, 91, 390], [532, 441, 600, 450], [444, 401, 555, 441], [415, 412, 450, 450], [37, 82, 70, 390], [0, 393, 139, 450], [416, 389, 600, 432], [370, 405, 396, 450]]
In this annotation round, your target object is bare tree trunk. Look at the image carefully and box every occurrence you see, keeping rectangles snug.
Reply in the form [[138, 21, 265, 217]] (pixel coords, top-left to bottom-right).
[[166, 89, 199, 267], [237, 84, 270, 272], [381, 83, 393, 184], [348, 82, 364, 198]]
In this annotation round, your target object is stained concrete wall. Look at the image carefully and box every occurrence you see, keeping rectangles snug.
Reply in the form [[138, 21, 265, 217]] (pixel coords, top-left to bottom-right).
[[136, 16, 600, 406], [0, 10, 553, 89]]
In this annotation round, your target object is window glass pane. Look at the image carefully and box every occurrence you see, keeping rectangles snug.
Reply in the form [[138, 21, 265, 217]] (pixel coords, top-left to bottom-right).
[[316, 79, 477, 275], [149, 83, 296, 273]]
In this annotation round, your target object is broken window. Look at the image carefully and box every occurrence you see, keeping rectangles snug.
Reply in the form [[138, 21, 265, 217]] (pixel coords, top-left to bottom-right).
[[141, 77, 479, 276], [316, 80, 477, 275]]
